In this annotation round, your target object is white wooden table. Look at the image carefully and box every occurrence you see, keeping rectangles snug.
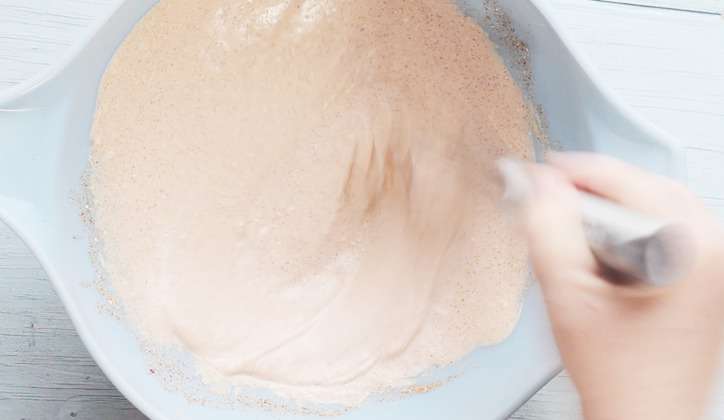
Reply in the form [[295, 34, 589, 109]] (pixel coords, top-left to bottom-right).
[[0, 1, 723, 419]]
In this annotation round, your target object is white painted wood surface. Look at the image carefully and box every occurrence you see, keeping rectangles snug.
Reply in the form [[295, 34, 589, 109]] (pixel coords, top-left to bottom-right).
[[597, 0, 724, 14], [0, 1, 723, 419]]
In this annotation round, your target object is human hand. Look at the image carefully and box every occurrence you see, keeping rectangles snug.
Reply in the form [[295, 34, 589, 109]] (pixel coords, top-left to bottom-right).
[[516, 152, 724, 420]]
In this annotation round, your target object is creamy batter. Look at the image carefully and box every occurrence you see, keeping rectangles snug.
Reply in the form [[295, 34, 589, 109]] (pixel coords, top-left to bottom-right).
[[90, 0, 534, 406]]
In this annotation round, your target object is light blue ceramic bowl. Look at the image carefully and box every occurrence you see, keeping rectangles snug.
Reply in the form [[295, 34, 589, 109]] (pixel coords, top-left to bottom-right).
[[0, 1, 684, 419]]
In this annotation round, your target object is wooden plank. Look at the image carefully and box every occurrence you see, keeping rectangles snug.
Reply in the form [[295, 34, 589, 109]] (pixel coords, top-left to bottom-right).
[[594, 0, 724, 14], [550, 0, 724, 153], [0, 0, 117, 89], [0, 222, 146, 420]]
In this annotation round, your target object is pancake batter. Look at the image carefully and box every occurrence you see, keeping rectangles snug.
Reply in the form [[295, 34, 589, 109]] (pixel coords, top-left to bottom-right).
[[90, 0, 534, 406]]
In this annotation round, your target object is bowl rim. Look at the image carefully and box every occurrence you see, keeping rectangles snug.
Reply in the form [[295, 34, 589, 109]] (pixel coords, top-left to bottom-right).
[[0, 0, 685, 419]]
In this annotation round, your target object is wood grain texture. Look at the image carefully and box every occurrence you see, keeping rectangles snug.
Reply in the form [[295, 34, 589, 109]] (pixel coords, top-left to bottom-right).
[[0, 225, 146, 420], [0, 1, 723, 419], [595, 0, 724, 14]]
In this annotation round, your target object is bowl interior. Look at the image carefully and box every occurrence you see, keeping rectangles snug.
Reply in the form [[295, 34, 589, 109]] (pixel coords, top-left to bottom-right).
[[0, 0, 682, 419]]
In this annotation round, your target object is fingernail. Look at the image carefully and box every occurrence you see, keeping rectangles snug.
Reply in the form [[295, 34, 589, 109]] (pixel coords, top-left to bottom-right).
[[496, 158, 534, 207]]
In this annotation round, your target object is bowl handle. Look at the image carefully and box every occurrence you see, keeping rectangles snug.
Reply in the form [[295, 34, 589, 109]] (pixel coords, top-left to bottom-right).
[[0, 103, 65, 242]]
